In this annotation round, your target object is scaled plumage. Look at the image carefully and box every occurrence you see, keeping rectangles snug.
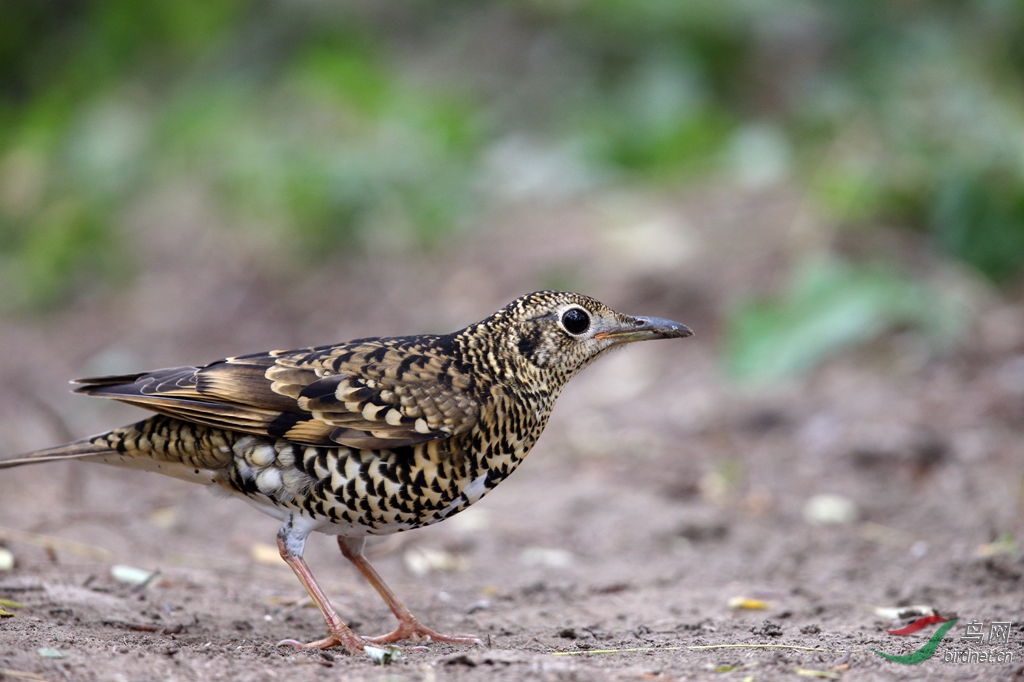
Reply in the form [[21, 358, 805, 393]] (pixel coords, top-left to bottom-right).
[[1, 291, 691, 654]]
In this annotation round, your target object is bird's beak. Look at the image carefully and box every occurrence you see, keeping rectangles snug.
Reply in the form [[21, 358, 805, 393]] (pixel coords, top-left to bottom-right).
[[593, 315, 694, 343]]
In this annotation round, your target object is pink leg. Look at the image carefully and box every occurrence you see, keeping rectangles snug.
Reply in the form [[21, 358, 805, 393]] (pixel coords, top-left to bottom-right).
[[337, 537, 481, 646], [275, 535, 366, 654]]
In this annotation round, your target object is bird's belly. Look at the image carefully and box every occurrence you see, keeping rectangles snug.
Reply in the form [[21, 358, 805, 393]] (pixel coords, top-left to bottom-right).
[[236, 494, 412, 537], [226, 436, 517, 537], [235, 478, 487, 537]]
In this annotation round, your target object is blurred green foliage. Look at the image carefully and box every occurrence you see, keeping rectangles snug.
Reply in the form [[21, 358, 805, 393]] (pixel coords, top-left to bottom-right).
[[725, 257, 960, 384], [1, 1, 1022, 315]]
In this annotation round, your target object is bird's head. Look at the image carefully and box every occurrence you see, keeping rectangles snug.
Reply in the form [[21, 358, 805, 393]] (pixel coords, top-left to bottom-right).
[[471, 291, 692, 390]]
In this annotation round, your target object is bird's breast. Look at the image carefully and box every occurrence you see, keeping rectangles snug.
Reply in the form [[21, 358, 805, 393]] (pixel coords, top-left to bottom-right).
[[222, 391, 554, 536]]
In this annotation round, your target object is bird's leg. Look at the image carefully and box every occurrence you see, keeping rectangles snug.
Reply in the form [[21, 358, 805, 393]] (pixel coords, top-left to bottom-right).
[[275, 526, 366, 655], [337, 536, 481, 646]]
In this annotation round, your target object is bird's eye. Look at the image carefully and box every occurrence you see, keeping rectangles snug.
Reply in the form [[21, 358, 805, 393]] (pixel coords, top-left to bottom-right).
[[560, 307, 591, 335]]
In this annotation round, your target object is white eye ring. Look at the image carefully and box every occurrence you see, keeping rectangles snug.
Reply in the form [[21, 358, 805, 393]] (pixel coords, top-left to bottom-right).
[[560, 307, 591, 335]]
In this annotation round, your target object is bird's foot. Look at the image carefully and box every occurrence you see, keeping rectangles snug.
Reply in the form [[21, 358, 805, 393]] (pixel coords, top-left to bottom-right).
[[277, 629, 367, 656], [362, 617, 481, 647], [276, 622, 479, 655]]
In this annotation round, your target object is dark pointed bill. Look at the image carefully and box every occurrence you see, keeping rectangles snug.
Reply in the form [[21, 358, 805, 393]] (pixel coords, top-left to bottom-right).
[[594, 315, 694, 342]]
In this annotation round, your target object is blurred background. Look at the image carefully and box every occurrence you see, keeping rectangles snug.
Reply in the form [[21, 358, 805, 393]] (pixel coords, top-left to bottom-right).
[[4, 0, 1024, 540], [3, 1, 1023, 330], [2, 3, 1023, 675], [4, 0, 1024, 494]]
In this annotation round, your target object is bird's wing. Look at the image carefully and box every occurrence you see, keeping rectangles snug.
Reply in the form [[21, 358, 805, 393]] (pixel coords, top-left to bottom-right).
[[74, 337, 481, 450]]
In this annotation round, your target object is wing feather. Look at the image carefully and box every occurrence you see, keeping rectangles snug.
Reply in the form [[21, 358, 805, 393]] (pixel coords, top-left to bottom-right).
[[72, 336, 481, 450]]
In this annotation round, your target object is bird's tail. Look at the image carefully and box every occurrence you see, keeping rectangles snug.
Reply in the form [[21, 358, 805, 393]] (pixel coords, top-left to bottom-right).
[[0, 434, 119, 469], [1, 417, 232, 486]]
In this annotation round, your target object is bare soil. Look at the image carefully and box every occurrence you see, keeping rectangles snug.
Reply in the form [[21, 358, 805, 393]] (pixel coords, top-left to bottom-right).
[[2, 191, 1023, 681]]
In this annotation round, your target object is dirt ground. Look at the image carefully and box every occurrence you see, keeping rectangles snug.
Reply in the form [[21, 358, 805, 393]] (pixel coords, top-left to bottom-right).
[[2, 189, 1023, 681]]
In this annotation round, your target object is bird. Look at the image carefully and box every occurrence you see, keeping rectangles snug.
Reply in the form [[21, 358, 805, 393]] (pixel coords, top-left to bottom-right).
[[1, 290, 692, 655]]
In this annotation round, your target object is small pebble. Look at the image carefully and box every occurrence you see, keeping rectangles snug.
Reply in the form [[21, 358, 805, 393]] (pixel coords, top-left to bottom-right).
[[803, 494, 858, 525]]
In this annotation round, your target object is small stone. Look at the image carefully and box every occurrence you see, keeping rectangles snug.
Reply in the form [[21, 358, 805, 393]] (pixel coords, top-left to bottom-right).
[[803, 494, 858, 525], [0, 547, 14, 572]]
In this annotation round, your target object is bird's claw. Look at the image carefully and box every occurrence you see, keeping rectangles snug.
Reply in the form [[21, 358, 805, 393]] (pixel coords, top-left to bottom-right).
[[277, 632, 366, 656], [277, 622, 480, 656], [361, 621, 482, 647]]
